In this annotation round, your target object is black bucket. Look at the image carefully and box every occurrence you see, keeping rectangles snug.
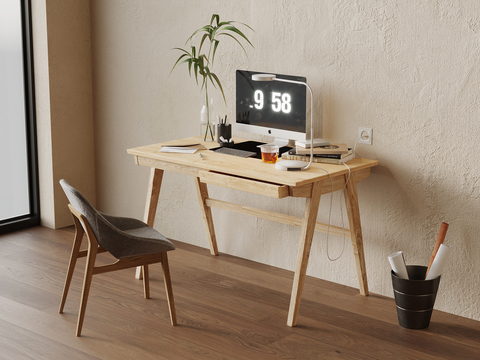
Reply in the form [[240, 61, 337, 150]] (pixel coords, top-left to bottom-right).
[[391, 265, 441, 329]]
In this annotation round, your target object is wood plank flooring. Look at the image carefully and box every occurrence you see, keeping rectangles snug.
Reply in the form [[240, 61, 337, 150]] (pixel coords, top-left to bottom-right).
[[0, 226, 479, 359]]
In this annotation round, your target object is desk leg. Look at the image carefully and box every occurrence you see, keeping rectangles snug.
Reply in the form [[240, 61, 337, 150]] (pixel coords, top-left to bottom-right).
[[343, 172, 369, 296], [194, 177, 219, 256], [287, 180, 323, 327], [135, 168, 164, 279]]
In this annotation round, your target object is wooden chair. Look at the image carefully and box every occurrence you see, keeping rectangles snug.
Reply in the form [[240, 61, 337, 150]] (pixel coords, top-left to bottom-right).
[[58, 179, 177, 336]]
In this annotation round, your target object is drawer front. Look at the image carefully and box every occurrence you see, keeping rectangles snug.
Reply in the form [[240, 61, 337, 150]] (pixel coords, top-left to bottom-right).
[[135, 156, 202, 177], [199, 171, 289, 199]]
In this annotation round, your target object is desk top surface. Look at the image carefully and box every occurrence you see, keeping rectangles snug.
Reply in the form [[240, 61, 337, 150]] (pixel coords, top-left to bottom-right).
[[127, 137, 379, 187]]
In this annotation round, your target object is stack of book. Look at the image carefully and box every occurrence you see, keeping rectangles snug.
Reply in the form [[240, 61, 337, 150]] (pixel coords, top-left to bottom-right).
[[281, 143, 354, 165]]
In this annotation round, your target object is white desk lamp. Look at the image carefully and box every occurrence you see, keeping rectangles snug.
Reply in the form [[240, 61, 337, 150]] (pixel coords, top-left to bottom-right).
[[251, 74, 314, 171]]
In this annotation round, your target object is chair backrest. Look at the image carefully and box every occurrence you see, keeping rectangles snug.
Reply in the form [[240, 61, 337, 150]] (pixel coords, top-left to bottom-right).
[[60, 179, 101, 241]]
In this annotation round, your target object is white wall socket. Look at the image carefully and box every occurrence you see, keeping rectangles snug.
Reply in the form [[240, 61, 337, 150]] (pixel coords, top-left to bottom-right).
[[358, 127, 373, 145]]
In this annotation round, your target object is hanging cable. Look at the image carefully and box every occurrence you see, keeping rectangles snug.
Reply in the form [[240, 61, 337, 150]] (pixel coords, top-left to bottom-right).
[[311, 155, 352, 261]]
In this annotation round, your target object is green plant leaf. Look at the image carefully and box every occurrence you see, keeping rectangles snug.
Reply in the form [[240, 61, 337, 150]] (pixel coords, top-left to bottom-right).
[[217, 21, 232, 28], [216, 32, 247, 55], [186, 25, 214, 44], [221, 25, 254, 48], [187, 58, 192, 75], [210, 14, 220, 26], [171, 53, 188, 67], [199, 33, 209, 53], [201, 73, 207, 91], [211, 40, 220, 64], [210, 72, 226, 103], [170, 52, 190, 75], [193, 62, 199, 84], [230, 21, 255, 33], [204, 67, 214, 86]]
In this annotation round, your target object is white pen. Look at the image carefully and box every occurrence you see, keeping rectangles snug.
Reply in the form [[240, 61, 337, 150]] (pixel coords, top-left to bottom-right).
[[199, 153, 204, 160]]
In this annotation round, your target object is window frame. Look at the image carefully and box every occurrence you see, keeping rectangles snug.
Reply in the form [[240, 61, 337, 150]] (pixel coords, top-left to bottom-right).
[[0, 0, 40, 234]]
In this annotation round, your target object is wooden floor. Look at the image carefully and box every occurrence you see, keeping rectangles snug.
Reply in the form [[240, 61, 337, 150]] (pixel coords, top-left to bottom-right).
[[0, 226, 479, 359]]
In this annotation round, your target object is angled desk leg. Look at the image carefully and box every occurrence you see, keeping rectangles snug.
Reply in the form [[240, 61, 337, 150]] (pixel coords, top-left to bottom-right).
[[343, 172, 369, 296], [287, 180, 323, 327], [135, 167, 164, 279], [194, 178, 219, 256]]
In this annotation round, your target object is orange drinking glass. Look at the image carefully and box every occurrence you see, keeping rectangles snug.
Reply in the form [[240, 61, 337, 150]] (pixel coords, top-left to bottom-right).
[[259, 144, 279, 164]]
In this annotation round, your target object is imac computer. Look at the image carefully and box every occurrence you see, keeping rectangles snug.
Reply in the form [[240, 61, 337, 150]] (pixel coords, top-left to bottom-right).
[[234, 70, 307, 157]]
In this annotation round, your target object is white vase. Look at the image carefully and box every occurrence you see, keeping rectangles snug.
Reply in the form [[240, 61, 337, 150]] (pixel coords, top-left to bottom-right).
[[200, 98, 215, 141]]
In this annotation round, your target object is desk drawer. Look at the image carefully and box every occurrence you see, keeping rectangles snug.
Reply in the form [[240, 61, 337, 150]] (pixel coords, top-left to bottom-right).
[[199, 171, 289, 199]]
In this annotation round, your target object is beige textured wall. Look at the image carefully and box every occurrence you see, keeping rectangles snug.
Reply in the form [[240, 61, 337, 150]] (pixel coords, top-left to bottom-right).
[[91, 1, 480, 321], [33, 0, 96, 228]]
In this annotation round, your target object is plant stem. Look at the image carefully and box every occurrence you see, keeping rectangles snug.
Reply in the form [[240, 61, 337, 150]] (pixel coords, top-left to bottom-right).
[[203, 81, 214, 141]]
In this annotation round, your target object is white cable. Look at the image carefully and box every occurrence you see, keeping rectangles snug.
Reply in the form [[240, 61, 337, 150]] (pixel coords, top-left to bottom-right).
[[312, 165, 334, 256], [353, 136, 362, 158], [312, 159, 352, 261], [335, 163, 351, 260], [327, 162, 350, 261]]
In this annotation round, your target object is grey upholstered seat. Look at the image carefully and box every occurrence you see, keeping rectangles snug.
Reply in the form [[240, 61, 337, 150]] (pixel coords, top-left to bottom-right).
[[58, 179, 177, 336], [60, 179, 175, 259]]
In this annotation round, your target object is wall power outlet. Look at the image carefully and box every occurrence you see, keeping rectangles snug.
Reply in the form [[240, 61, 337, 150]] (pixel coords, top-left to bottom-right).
[[358, 127, 373, 145]]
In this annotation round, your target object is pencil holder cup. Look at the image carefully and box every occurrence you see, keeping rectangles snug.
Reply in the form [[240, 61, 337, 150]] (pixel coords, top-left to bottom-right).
[[391, 265, 441, 329], [217, 124, 233, 147]]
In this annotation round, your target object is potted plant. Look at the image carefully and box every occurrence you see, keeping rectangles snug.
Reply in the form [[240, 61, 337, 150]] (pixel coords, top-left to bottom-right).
[[171, 14, 253, 141]]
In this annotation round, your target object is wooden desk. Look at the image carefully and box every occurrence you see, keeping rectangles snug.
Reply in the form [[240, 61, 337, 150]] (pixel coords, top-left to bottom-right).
[[127, 137, 379, 327]]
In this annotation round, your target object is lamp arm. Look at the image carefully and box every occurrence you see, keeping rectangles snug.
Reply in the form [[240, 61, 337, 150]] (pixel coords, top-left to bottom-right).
[[273, 78, 314, 169]]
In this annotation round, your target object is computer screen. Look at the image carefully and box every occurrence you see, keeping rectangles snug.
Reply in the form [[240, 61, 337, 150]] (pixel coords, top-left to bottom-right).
[[236, 70, 307, 146]]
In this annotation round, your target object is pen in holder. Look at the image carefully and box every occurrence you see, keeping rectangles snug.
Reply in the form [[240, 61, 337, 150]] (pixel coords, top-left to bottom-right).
[[217, 124, 233, 147]]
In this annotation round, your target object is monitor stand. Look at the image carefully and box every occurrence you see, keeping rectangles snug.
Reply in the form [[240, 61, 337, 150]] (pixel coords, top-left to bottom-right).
[[229, 140, 290, 160], [268, 138, 296, 148]]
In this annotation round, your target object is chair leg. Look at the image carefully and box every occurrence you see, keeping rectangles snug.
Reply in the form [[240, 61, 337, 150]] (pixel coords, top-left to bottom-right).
[[59, 221, 84, 314], [161, 252, 177, 325], [76, 244, 98, 337], [143, 265, 150, 299]]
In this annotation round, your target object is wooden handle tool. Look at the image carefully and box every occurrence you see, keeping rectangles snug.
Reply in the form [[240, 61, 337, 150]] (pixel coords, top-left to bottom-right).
[[425, 222, 449, 279]]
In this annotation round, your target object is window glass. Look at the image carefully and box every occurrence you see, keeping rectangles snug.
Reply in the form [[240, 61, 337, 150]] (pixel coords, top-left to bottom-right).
[[0, 0, 30, 221]]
